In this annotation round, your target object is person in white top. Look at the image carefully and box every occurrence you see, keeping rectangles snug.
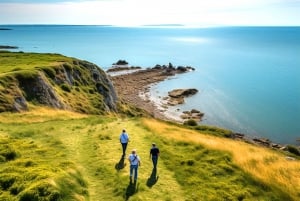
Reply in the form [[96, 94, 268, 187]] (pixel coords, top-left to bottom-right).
[[128, 149, 141, 181], [119, 129, 129, 156]]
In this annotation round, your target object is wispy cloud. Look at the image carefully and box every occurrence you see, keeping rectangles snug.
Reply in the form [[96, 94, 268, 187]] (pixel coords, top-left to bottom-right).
[[0, 0, 299, 26]]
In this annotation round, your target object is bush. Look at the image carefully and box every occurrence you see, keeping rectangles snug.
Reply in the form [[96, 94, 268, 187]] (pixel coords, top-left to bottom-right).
[[0, 175, 16, 190], [41, 67, 56, 79], [0, 145, 17, 161], [286, 145, 300, 156], [60, 84, 71, 92], [183, 119, 198, 126]]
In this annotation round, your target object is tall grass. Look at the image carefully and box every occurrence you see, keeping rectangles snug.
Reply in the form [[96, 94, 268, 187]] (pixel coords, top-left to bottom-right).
[[141, 118, 300, 201]]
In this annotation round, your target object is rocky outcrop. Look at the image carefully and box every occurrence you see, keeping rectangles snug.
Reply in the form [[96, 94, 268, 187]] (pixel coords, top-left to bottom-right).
[[168, 89, 198, 98], [17, 72, 67, 110], [0, 52, 118, 114], [180, 109, 204, 121], [166, 88, 198, 106]]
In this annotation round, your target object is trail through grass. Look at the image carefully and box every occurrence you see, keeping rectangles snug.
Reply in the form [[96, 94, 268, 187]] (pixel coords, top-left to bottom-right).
[[1, 110, 299, 200]]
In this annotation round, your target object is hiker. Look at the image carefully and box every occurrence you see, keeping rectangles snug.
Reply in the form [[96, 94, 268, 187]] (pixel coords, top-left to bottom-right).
[[119, 129, 129, 156], [128, 149, 141, 182], [150, 143, 160, 169]]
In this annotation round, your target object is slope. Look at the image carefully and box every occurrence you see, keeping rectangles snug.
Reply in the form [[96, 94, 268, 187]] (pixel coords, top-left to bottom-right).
[[0, 109, 299, 200]]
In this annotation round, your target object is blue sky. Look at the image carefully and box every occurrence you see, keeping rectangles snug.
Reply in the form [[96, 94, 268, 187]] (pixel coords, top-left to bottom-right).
[[0, 0, 299, 26]]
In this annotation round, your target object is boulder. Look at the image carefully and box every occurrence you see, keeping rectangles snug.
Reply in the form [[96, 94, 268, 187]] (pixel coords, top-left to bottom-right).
[[168, 88, 198, 98]]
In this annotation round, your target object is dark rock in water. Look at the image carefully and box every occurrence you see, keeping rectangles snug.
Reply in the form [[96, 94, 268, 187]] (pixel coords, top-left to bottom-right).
[[113, 60, 129, 65], [167, 97, 185, 106], [180, 109, 204, 121], [168, 88, 198, 98]]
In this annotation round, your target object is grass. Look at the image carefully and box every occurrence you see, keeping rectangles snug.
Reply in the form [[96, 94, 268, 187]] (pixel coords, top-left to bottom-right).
[[0, 109, 299, 200], [0, 52, 116, 114], [0, 51, 73, 74], [141, 118, 300, 200]]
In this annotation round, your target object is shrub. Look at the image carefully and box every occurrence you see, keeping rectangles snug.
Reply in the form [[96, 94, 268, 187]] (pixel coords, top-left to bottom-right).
[[0, 175, 16, 190], [41, 67, 56, 79], [286, 145, 300, 156], [0, 145, 17, 161], [183, 119, 198, 126], [60, 84, 71, 92]]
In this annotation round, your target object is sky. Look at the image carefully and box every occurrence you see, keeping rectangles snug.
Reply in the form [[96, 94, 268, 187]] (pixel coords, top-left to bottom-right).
[[0, 0, 299, 26]]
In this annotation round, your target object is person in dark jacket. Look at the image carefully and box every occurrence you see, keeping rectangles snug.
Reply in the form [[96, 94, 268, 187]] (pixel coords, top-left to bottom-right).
[[149, 143, 160, 169]]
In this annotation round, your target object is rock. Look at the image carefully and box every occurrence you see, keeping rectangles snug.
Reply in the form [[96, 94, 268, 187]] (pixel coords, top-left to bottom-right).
[[13, 96, 28, 112], [285, 156, 296, 161], [113, 59, 128, 65], [180, 109, 204, 121], [17, 72, 67, 109], [191, 109, 200, 113], [271, 143, 283, 149], [253, 138, 271, 146], [167, 97, 184, 106], [168, 88, 198, 98], [232, 133, 245, 139]]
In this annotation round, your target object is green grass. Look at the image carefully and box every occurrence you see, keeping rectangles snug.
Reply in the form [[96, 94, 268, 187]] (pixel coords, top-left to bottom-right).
[[0, 51, 73, 74], [0, 52, 117, 114], [0, 110, 299, 201]]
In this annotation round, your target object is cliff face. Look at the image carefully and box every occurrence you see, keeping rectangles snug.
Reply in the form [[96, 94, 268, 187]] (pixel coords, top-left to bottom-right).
[[0, 52, 117, 114]]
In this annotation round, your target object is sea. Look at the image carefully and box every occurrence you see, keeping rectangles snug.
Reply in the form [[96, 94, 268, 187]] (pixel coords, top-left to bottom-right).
[[0, 25, 299, 145]]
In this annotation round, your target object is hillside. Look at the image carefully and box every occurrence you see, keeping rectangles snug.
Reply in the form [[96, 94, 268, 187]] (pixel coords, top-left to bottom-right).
[[0, 51, 117, 114], [0, 52, 299, 201], [0, 109, 299, 200]]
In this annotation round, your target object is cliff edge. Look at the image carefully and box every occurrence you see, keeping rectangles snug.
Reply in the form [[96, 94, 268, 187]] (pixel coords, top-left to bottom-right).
[[0, 51, 117, 114]]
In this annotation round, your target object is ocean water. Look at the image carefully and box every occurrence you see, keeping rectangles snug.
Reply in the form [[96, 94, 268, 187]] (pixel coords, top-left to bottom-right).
[[0, 25, 299, 144]]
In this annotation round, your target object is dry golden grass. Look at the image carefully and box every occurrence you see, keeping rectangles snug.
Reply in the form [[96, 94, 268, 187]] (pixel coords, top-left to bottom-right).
[[0, 106, 88, 123], [142, 118, 300, 200]]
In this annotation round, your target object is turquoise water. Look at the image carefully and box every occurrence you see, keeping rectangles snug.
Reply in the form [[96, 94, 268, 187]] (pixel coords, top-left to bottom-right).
[[1, 25, 299, 144]]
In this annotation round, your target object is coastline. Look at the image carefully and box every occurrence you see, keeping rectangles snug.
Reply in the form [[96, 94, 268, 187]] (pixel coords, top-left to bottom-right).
[[109, 67, 180, 121], [109, 67, 298, 150]]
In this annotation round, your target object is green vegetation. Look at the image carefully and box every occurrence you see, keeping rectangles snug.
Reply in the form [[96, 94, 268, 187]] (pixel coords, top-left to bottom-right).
[[0, 51, 117, 114], [1, 52, 299, 200], [0, 110, 299, 201], [286, 145, 300, 156], [0, 51, 73, 74]]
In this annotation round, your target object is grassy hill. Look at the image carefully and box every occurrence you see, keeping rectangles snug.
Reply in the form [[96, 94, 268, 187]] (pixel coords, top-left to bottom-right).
[[0, 51, 117, 114], [0, 52, 299, 200], [0, 108, 299, 201]]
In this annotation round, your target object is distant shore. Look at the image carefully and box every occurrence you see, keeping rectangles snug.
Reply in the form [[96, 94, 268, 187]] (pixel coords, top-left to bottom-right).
[[0, 45, 18, 49]]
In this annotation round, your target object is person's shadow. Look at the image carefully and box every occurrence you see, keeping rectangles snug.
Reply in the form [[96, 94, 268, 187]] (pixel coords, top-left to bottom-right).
[[115, 155, 126, 171], [125, 179, 139, 200], [146, 168, 159, 188]]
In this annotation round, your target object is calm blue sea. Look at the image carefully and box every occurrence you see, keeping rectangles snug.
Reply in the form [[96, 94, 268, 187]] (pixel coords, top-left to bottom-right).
[[1, 25, 299, 144]]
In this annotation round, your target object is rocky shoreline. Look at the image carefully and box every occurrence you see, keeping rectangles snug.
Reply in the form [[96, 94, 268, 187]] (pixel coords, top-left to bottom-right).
[[109, 64, 300, 155], [109, 64, 194, 121]]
